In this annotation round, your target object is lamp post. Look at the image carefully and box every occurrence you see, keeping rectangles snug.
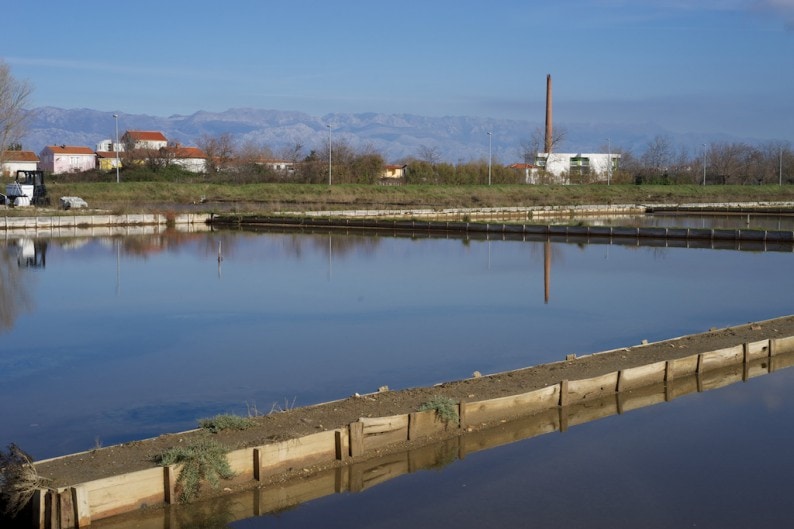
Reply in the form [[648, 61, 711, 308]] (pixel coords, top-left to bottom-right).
[[327, 124, 332, 186], [488, 132, 493, 185], [780, 146, 784, 186], [702, 143, 707, 186], [607, 138, 611, 186], [113, 114, 120, 184]]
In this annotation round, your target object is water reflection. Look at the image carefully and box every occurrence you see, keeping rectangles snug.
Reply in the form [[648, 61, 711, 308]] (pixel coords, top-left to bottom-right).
[[87, 354, 794, 529], [1, 226, 794, 462]]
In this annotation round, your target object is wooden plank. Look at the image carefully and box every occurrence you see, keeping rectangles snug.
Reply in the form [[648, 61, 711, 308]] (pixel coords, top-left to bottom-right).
[[746, 339, 771, 360], [32, 489, 46, 529], [360, 415, 409, 452], [618, 361, 667, 391], [668, 354, 699, 377], [349, 422, 364, 457], [71, 486, 91, 528], [335, 429, 349, 461], [461, 386, 559, 427], [409, 409, 451, 440], [46, 489, 58, 529], [82, 466, 165, 521], [773, 335, 794, 355], [700, 345, 744, 371], [567, 372, 619, 402], [225, 447, 254, 479], [459, 408, 559, 458], [257, 430, 339, 477]]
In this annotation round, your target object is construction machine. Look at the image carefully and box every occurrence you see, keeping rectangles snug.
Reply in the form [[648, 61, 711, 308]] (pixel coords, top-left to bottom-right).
[[1, 170, 49, 206]]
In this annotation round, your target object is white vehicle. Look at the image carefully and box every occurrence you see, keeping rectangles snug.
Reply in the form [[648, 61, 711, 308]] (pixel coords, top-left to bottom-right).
[[2, 170, 49, 207]]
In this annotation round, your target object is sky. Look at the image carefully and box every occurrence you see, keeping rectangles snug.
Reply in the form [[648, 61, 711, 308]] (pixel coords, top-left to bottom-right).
[[3, 0, 794, 142]]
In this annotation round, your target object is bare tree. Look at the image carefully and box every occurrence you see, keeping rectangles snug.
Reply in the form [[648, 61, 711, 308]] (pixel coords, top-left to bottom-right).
[[197, 133, 235, 173], [0, 60, 34, 169]]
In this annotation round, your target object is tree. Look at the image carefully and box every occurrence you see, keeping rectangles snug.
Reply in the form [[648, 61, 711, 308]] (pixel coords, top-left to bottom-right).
[[0, 60, 34, 170], [198, 133, 234, 173]]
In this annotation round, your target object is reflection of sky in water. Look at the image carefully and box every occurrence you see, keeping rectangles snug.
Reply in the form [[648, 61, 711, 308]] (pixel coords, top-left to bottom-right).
[[232, 367, 794, 529], [0, 232, 793, 458]]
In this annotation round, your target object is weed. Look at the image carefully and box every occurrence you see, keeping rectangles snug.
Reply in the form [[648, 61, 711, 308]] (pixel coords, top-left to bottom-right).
[[418, 396, 460, 426], [269, 397, 297, 414], [156, 438, 234, 503], [0, 444, 49, 518], [198, 414, 255, 433]]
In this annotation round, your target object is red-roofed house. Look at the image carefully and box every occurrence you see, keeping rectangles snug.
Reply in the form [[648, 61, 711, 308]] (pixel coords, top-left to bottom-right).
[[169, 146, 208, 173], [122, 131, 168, 150], [1, 150, 40, 177], [39, 146, 96, 174], [383, 164, 408, 179]]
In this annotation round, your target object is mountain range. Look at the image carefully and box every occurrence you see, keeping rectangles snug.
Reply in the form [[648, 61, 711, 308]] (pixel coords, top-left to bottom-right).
[[21, 106, 758, 164]]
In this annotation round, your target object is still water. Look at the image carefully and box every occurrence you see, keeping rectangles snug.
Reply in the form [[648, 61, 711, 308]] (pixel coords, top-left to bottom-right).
[[1, 228, 793, 461]]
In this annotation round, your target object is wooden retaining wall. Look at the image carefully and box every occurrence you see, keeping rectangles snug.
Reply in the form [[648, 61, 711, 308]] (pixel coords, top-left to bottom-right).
[[209, 215, 794, 251], [28, 334, 794, 529], [1, 213, 211, 232]]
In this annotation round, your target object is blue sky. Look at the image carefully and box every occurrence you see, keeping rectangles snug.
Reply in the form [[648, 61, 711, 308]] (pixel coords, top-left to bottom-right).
[[4, 0, 793, 141]]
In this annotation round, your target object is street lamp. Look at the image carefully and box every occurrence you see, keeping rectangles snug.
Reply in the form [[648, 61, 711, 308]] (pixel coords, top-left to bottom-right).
[[488, 132, 493, 185], [113, 114, 120, 184], [327, 124, 332, 186], [702, 143, 707, 186], [607, 137, 611, 186]]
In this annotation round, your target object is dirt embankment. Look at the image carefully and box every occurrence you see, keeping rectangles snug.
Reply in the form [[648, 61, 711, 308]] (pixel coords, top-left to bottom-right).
[[33, 315, 794, 489]]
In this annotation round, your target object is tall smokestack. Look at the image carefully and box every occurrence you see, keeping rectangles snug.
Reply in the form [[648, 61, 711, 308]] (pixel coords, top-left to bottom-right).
[[544, 74, 553, 154]]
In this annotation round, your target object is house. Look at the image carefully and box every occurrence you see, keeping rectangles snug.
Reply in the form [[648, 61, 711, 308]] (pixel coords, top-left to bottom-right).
[[1, 150, 39, 177], [168, 146, 207, 173], [39, 145, 96, 174], [508, 163, 538, 184], [122, 131, 168, 151], [532, 153, 620, 184], [96, 151, 122, 171], [383, 164, 408, 179]]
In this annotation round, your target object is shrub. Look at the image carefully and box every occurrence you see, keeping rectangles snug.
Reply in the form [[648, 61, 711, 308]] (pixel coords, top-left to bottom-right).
[[0, 444, 47, 518], [419, 396, 460, 426], [156, 438, 234, 503], [198, 414, 255, 433]]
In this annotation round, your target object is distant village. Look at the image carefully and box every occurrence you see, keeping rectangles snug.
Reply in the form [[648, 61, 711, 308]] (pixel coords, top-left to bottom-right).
[[0, 128, 622, 185]]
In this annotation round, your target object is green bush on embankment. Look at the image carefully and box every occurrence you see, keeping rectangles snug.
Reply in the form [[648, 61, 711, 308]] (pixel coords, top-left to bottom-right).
[[156, 438, 234, 503]]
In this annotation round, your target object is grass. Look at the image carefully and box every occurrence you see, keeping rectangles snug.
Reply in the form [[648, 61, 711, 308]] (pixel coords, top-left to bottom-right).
[[198, 414, 256, 433], [39, 182, 794, 214], [419, 396, 460, 426], [156, 438, 234, 503]]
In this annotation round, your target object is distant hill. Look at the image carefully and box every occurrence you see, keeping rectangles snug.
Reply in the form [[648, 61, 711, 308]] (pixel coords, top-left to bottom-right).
[[21, 106, 750, 164]]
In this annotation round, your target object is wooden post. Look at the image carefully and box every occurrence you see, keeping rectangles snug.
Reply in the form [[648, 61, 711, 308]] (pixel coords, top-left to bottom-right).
[[335, 430, 348, 461], [742, 343, 750, 381], [46, 489, 59, 529], [32, 489, 46, 529], [559, 380, 569, 407], [58, 489, 75, 529], [616, 370, 624, 393], [71, 486, 90, 528], [558, 406, 568, 432], [163, 465, 178, 504], [458, 399, 468, 429], [349, 422, 364, 457], [253, 448, 263, 481]]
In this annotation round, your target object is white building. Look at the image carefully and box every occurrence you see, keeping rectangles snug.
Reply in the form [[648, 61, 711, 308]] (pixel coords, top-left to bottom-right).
[[532, 153, 620, 184]]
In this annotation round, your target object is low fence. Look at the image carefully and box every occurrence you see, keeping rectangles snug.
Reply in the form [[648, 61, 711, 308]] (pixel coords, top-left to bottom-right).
[[26, 331, 794, 529]]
